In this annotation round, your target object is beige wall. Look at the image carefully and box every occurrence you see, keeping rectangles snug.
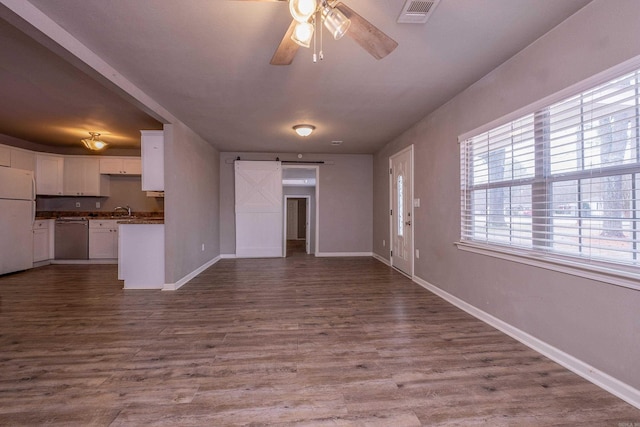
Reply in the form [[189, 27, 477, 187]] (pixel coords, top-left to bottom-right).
[[374, 0, 640, 390], [219, 152, 372, 255], [164, 122, 220, 285]]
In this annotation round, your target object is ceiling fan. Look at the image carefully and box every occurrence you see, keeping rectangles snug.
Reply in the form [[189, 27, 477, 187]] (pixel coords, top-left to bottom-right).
[[241, 0, 398, 65]]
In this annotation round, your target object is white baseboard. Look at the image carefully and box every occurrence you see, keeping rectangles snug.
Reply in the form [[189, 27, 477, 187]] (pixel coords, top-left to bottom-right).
[[372, 253, 390, 266], [220, 254, 236, 259], [50, 259, 117, 265], [315, 252, 373, 257], [412, 275, 640, 410], [163, 255, 221, 291]]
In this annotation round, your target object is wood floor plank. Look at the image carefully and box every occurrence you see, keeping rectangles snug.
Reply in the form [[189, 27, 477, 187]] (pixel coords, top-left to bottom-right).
[[0, 258, 638, 425]]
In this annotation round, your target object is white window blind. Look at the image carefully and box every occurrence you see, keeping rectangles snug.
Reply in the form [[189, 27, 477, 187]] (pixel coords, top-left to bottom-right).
[[461, 68, 640, 269]]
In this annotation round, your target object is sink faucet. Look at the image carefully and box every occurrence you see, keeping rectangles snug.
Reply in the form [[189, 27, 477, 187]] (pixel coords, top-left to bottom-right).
[[114, 205, 131, 216]]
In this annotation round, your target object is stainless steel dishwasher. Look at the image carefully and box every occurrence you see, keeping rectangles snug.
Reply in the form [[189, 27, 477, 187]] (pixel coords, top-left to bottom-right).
[[54, 217, 89, 259]]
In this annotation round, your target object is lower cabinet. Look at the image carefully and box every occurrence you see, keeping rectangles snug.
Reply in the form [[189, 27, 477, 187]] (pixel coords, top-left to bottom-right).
[[118, 223, 164, 289], [89, 220, 119, 259], [33, 219, 53, 263]]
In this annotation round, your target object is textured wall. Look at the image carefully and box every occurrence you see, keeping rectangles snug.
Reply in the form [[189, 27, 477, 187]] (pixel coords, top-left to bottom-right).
[[164, 122, 220, 285], [373, 0, 640, 390]]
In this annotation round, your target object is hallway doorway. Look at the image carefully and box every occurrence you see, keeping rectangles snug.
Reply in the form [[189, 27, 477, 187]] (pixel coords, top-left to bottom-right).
[[284, 196, 310, 257], [286, 197, 308, 256], [282, 165, 318, 257]]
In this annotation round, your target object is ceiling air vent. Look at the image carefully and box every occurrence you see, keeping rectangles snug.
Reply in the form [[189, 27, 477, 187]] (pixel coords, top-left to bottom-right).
[[397, 0, 441, 24]]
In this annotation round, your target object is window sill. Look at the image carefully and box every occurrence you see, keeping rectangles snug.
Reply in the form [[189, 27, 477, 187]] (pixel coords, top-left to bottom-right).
[[455, 241, 640, 292]]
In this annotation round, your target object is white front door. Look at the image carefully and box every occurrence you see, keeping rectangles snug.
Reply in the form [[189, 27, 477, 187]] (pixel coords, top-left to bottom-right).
[[235, 160, 283, 257], [390, 146, 413, 276]]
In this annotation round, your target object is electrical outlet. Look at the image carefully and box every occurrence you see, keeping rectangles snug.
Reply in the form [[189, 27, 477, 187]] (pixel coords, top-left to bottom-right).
[[96, 202, 101, 208], [75, 202, 81, 208], [383, 239, 386, 247], [416, 249, 420, 259], [201, 243, 205, 251]]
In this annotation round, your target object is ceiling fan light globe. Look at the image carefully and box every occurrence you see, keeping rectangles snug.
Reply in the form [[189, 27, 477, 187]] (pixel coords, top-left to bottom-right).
[[289, 0, 317, 23], [291, 21, 314, 48], [322, 7, 350, 40]]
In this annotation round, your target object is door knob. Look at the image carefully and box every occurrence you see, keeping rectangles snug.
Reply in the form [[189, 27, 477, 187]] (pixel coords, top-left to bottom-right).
[[405, 221, 411, 226]]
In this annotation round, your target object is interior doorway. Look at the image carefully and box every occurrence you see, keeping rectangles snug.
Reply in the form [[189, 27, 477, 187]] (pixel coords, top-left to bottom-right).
[[282, 165, 318, 257], [285, 196, 310, 256]]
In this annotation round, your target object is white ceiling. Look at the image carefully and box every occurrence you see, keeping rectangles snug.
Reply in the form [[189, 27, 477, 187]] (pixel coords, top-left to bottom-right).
[[0, 0, 592, 154]]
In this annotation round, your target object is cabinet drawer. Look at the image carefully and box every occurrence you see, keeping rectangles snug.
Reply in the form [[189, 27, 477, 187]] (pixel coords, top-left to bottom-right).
[[33, 220, 50, 230], [89, 220, 119, 229]]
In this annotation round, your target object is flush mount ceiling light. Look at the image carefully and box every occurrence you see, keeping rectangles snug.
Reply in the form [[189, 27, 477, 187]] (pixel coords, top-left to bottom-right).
[[293, 124, 315, 137], [81, 132, 108, 151]]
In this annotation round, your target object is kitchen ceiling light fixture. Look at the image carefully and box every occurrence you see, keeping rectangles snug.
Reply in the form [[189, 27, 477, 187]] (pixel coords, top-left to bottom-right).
[[293, 124, 315, 137], [81, 132, 108, 151]]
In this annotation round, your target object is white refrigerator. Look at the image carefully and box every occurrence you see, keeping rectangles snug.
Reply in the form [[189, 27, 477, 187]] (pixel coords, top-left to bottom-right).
[[0, 167, 36, 275]]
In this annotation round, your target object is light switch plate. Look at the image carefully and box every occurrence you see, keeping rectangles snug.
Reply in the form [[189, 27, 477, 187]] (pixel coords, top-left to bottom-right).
[[414, 198, 420, 208]]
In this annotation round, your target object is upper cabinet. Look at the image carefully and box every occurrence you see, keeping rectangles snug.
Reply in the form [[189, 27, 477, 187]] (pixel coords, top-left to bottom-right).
[[0, 144, 36, 170], [100, 157, 142, 175], [63, 157, 110, 197], [4, 143, 138, 196], [35, 154, 64, 195], [141, 130, 164, 191], [10, 148, 35, 171], [0, 145, 9, 167]]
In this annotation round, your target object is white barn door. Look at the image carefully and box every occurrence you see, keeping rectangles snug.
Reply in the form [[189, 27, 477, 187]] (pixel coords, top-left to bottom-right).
[[235, 161, 283, 257]]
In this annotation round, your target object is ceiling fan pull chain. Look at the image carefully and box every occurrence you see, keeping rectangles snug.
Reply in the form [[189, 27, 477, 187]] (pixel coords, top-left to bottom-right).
[[319, 9, 324, 61], [313, 12, 318, 63]]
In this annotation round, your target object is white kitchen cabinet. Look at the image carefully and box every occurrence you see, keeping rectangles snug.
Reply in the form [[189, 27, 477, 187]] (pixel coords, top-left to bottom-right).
[[36, 154, 64, 195], [33, 219, 53, 263], [0, 145, 10, 167], [10, 148, 35, 171], [141, 130, 164, 191], [118, 223, 164, 288], [63, 157, 110, 196], [89, 220, 119, 259], [99, 157, 141, 175]]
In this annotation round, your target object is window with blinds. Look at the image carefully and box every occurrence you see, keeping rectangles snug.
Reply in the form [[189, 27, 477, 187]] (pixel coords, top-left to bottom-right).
[[460, 68, 640, 269]]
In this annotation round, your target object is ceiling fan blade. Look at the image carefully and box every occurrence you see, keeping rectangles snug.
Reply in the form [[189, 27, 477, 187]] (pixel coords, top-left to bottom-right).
[[270, 20, 300, 65], [334, 2, 398, 60]]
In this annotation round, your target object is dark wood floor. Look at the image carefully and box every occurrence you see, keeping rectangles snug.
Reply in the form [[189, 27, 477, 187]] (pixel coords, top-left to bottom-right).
[[0, 257, 638, 426]]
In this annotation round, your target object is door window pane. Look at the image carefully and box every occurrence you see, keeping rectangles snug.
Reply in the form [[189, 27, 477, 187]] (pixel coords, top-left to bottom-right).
[[398, 175, 404, 237]]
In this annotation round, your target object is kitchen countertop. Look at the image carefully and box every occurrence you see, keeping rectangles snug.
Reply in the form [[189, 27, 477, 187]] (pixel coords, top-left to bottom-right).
[[116, 218, 164, 224], [36, 211, 164, 221]]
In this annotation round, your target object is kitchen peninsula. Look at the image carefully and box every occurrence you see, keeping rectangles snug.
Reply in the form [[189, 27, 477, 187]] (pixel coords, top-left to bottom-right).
[[117, 217, 164, 290]]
